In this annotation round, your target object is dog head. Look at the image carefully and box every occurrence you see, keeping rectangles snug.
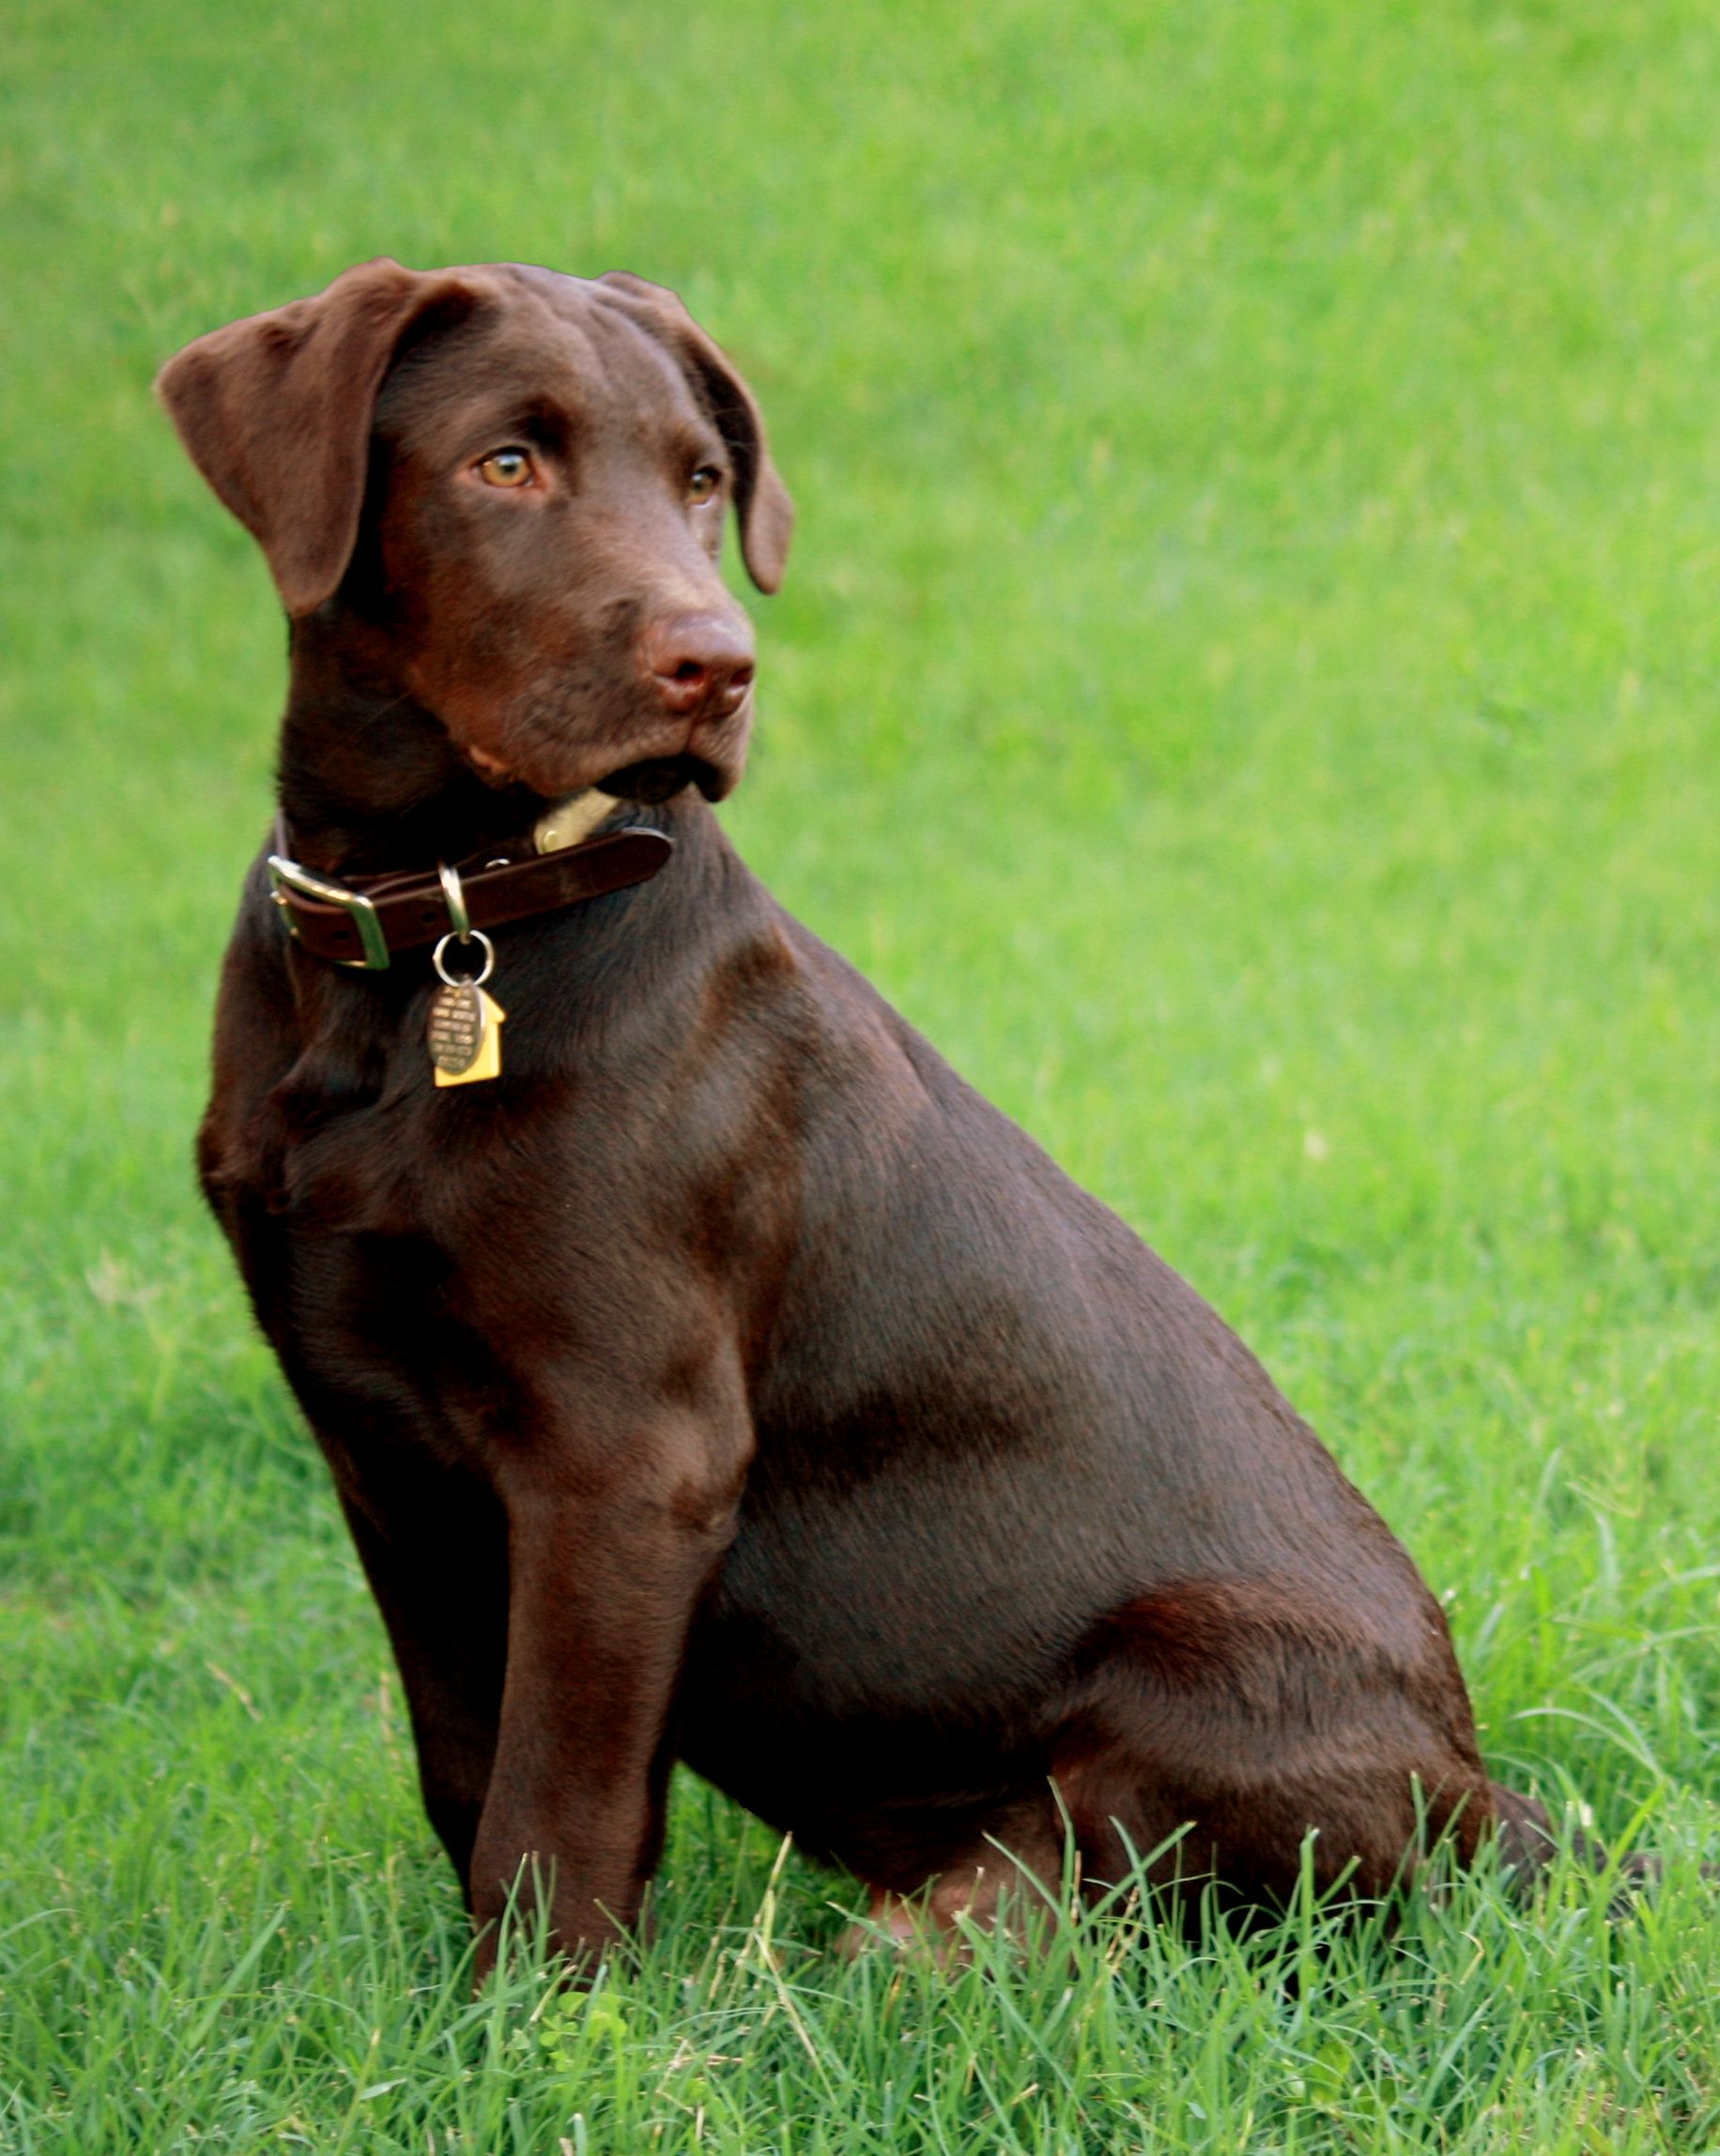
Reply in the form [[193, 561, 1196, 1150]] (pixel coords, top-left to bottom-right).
[[156, 258, 792, 803]]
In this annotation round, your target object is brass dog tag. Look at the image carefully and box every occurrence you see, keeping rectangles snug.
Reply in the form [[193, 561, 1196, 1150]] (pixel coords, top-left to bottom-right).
[[429, 986, 506, 1086]]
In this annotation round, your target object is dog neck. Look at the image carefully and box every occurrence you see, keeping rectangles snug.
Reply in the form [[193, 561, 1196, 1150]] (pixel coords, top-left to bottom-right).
[[276, 611, 572, 876]]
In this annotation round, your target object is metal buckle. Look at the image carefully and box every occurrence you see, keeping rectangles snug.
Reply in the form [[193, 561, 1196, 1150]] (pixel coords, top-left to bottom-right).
[[266, 854, 391, 971]]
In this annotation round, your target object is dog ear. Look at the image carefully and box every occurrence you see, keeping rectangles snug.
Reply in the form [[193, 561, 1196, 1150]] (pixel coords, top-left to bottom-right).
[[597, 272, 793, 594], [155, 258, 482, 618]]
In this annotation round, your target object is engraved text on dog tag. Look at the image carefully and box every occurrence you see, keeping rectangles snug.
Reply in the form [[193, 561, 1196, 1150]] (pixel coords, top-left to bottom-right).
[[428, 981, 485, 1076], [430, 986, 507, 1087]]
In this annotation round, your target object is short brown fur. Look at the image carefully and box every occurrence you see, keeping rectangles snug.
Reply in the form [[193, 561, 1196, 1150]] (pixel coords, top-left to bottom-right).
[[160, 258, 1569, 1973]]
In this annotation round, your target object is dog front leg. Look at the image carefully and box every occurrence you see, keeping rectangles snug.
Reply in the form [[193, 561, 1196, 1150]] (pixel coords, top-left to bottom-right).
[[336, 1488, 508, 1893], [468, 1431, 741, 1977]]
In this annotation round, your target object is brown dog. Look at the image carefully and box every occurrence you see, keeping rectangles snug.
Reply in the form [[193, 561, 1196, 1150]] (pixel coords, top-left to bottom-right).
[[159, 258, 1562, 1971]]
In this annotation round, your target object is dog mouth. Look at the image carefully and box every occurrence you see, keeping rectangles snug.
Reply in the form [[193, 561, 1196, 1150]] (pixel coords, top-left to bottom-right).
[[595, 753, 723, 804], [456, 737, 726, 805]]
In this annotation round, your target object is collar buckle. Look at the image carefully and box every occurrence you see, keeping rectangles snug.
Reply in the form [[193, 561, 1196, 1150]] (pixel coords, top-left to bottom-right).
[[267, 853, 391, 971]]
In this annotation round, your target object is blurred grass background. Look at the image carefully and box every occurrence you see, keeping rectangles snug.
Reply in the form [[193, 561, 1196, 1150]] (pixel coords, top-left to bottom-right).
[[4, 0, 1720, 2148]]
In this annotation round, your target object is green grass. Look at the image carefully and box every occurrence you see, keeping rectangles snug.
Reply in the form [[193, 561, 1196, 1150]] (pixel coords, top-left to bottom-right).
[[5, 0, 1720, 2146]]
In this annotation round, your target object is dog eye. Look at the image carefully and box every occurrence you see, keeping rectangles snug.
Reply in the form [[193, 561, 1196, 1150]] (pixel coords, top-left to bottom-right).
[[477, 449, 534, 489], [687, 466, 722, 503]]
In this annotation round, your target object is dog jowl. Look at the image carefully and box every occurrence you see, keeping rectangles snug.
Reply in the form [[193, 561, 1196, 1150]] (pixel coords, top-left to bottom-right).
[[161, 258, 1581, 1973]]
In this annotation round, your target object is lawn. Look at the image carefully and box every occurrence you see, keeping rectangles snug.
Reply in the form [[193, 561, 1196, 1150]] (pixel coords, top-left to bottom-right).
[[4, 0, 1720, 2147]]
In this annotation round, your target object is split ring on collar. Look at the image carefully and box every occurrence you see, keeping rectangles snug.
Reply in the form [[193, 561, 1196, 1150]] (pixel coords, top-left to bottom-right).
[[432, 929, 495, 988]]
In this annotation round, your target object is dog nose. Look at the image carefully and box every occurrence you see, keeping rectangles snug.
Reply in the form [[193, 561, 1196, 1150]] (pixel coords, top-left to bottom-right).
[[640, 613, 756, 719]]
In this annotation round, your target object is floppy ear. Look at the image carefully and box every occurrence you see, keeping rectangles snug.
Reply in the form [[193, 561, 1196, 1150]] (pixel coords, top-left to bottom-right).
[[597, 272, 793, 594], [155, 258, 481, 617]]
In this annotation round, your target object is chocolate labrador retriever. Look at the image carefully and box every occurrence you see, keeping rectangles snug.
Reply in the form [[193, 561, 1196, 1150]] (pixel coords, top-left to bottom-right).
[[158, 258, 1565, 1971]]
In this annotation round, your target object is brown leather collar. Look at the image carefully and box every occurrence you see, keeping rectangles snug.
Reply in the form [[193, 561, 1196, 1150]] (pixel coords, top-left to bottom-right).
[[266, 815, 674, 971]]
